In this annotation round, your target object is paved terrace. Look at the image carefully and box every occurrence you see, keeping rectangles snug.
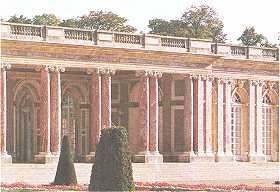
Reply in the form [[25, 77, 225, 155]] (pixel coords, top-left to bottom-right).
[[1, 22, 279, 62], [1, 162, 279, 185]]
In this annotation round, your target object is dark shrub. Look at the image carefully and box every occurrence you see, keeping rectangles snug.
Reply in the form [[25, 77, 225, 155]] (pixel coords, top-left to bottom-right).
[[53, 135, 77, 185], [89, 127, 134, 191]]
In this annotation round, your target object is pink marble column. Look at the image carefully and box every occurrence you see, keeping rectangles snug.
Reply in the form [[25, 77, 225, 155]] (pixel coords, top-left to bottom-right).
[[149, 72, 161, 153], [39, 66, 51, 155], [193, 75, 204, 155], [249, 80, 257, 160], [256, 81, 264, 156], [184, 74, 194, 155], [101, 69, 114, 129], [223, 80, 233, 156], [138, 72, 150, 153], [0, 63, 11, 158], [90, 69, 102, 154], [216, 79, 225, 156], [205, 77, 213, 155], [50, 66, 63, 155]]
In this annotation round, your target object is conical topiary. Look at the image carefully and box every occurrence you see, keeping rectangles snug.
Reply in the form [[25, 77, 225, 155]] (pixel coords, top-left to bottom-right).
[[53, 135, 77, 185], [89, 127, 134, 191]]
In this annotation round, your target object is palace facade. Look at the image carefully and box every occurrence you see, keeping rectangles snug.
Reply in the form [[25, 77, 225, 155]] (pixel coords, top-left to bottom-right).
[[0, 22, 279, 164]]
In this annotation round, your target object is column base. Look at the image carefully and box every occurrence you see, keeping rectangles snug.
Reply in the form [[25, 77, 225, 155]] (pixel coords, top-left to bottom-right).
[[164, 152, 195, 162], [249, 153, 267, 162], [85, 152, 96, 163], [215, 152, 234, 162], [1, 153, 12, 164], [34, 152, 59, 164], [133, 151, 163, 163], [271, 152, 279, 162], [189, 152, 215, 162]]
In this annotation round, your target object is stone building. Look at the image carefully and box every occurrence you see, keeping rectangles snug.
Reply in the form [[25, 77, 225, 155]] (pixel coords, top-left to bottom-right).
[[0, 22, 279, 164]]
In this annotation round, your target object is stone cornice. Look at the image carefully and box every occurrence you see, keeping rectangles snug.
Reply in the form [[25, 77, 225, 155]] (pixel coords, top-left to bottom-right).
[[2, 56, 279, 82]]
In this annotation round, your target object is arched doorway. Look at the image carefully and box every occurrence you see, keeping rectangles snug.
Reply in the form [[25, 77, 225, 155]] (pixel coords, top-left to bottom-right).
[[14, 87, 39, 163], [62, 88, 89, 162]]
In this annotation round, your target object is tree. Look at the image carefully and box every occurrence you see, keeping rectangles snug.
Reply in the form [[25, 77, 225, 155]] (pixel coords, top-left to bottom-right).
[[64, 11, 137, 32], [148, 4, 227, 43], [32, 13, 61, 26], [59, 18, 79, 28], [53, 135, 77, 185], [237, 26, 276, 48], [7, 15, 32, 24], [89, 127, 134, 191]]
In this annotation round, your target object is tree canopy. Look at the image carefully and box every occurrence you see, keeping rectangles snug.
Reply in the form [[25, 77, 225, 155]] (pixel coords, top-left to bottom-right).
[[32, 14, 61, 26], [148, 4, 227, 43], [6, 11, 136, 33], [237, 26, 276, 48], [7, 15, 32, 24]]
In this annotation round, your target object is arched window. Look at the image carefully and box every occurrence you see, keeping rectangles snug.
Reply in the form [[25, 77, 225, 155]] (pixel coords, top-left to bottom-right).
[[262, 94, 272, 155], [231, 92, 242, 156]]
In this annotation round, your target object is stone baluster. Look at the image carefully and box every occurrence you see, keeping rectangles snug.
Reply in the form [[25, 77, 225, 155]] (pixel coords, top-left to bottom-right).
[[50, 65, 64, 155], [100, 68, 115, 129], [0, 63, 12, 163], [87, 68, 102, 161]]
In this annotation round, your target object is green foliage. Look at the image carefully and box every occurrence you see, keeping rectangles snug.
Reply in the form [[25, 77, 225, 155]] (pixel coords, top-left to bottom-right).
[[68, 11, 136, 32], [237, 26, 265, 46], [59, 18, 79, 28], [7, 11, 136, 33], [7, 15, 32, 24], [89, 127, 134, 191], [53, 135, 77, 185], [32, 13, 61, 26], [237, 26, 276, 48], [148, 4, 227, 43]]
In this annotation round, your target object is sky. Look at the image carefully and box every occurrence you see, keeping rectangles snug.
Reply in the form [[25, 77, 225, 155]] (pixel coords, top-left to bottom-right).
[[1, 0, 279, 44]]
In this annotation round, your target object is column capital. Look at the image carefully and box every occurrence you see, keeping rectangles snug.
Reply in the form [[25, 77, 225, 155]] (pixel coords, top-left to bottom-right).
[[190, 74, 207, 80], [0, 62, 11, 70], [257, 80, 266, 87], [249, 79, 259, 86], [99, 68, 116, 76], [87, 68, 102, 75], [136, 70, 162, 78], [264, 81, 275, 90]]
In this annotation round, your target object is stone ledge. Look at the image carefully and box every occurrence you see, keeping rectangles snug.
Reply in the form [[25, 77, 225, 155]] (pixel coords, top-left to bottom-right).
[[34, 153, 59, 164], [1, 154, 12, 164], [134, 151, 163, 163]]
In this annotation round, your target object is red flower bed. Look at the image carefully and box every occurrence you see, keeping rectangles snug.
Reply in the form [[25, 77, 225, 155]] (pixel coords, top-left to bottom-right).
[[135, 182, 279, 191], [1, 182, 279, 191]]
